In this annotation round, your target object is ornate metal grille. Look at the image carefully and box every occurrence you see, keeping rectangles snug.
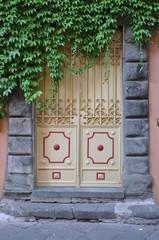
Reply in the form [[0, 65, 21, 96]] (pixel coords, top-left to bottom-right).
[[36, 30, 122, 127]]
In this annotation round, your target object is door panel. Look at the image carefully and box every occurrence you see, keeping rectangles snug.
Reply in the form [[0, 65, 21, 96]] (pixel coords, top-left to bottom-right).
[[81, 126, 121, 186], [36, 126, 77, 186], [36, 29, 122, 187]]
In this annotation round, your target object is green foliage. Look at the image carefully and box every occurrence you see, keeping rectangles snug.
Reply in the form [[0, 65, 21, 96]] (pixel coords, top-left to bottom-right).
[[0, 0, 159, 119]]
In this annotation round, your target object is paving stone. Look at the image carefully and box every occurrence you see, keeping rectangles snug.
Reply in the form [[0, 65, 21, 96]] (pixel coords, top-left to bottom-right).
[[124, 80, 148, 99], [8, 156, 33, 174], [125, 119, 149, 137], [125, 100, 148, 117], [45, 228, 82, 240], [58, 221, 97, 234], [125, 137, 149, 156], [13, 228, 47, 240], [1, 219, 159, 240], [124, 43, 148, 62], [83, 224, 125, 240], [126, 225, 156, 238], [147, 230, 159, 240], [8, 137, 32, 155], [0, 221, 22, 240], [76, 237, 90, 240], [9, 118, 32, 136], [114, 232, 145, 240]]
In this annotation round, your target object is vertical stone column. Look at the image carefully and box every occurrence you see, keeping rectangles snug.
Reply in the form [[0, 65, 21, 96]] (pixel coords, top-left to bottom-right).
[[4, 88, 34, 196], [122, 26, 152, 197]]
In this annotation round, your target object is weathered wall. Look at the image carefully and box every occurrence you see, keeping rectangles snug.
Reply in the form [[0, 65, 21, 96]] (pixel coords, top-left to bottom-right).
[[0, 109, 8, 198], [149, 34, 159, 205], [122, 26, 152, 198], [4, 89, 34, 195]]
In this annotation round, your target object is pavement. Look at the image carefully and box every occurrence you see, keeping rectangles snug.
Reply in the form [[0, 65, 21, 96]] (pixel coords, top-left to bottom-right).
[[0, 213, 159, 240]]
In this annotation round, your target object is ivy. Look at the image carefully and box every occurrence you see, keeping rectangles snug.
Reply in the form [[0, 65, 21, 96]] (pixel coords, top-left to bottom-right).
[[0, 0, 159, 120]]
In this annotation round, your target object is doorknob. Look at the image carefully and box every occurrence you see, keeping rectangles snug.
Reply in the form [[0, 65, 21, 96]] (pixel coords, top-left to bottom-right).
[[157, 118, 159, 126]]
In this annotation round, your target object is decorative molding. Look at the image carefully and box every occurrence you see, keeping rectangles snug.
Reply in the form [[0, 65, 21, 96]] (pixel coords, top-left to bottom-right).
[[96, 172, 105, 180], [52, 172, 61, 180], [87, 132, 114, 164], [43, 131, 70, 163]]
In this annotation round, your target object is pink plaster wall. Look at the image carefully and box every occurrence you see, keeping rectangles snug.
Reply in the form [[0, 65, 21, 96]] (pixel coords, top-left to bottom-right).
[[0, 113, 7, 199], [149, 34, 159, 205]]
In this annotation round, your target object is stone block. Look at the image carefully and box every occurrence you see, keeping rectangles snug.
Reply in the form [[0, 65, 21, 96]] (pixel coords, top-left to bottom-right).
[[123, 63, 148, 81], [8, 137, 32, 155], [5, 174, 33, 191], [129, 204, 159, 219], [124, 157, 149, 175], [125, 119, 149, 137], [125, 137, 148, 156], [8, 156, 32, 174], [9, 89, 32, 117], [124, 81, 148, 99], [125, 100, 148, 118], [0, 200, 74, 219], [31, 187, 124, 201], [124, 26, 134, 43], [122, 174, 152, 196], [27, 203, 74, 219], [73, 204, 99, 219], [9, 118, 32, 136], [124, 43, 148, 62], [96, 204, 116, 219]]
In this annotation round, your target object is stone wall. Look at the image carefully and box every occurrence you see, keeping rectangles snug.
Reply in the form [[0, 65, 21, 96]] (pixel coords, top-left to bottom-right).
[[122, 26, 152, 198], [4, 26, 152, 200], [4, 88, 34, 196]]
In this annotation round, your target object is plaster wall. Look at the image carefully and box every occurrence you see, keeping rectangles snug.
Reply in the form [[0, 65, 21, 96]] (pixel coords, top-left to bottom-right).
[[149, 34, 159, 205], [0, 110, 7, 198]]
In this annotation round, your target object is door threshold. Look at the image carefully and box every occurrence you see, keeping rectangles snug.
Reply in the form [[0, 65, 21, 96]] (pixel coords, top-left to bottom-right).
[[31, 186, 124, 203]]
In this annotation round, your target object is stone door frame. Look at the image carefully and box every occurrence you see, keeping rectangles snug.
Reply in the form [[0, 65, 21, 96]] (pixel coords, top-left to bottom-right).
[[4, 26, 152, 200]]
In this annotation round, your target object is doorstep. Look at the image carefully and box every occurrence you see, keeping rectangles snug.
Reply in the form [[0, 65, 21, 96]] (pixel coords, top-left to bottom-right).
[[31, 187, 125, 203]]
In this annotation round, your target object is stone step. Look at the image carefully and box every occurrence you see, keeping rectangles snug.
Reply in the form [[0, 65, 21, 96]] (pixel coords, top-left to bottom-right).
[[31, 187, 125, 203], [0, 198, 159, 223]]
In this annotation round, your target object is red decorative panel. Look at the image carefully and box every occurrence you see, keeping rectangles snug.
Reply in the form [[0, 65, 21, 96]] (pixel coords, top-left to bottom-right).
[[52, 172, 61, 180], [87, 132, 114, 164], [96, 172, 105, 180], [43, 131, 70, 163]]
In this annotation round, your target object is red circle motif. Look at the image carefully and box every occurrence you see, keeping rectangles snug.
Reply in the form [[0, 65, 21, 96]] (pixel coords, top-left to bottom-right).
[[97, 145, 104, 151], [54, 144, 60, 151]]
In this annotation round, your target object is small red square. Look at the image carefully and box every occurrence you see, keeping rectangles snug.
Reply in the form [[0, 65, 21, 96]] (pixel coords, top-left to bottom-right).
[[96, 172, 105, 180], [52, 172, 61, 180]]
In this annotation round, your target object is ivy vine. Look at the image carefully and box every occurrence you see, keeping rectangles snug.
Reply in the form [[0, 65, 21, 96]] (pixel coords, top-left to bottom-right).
[[0, 0, 159, 120]]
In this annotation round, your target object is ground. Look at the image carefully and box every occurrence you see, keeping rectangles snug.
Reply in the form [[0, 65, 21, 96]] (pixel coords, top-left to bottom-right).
[[0, 213, 159, 240]]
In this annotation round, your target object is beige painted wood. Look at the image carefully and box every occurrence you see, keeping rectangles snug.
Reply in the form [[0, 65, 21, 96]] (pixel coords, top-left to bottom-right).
[[36, 29, 122, 187]]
